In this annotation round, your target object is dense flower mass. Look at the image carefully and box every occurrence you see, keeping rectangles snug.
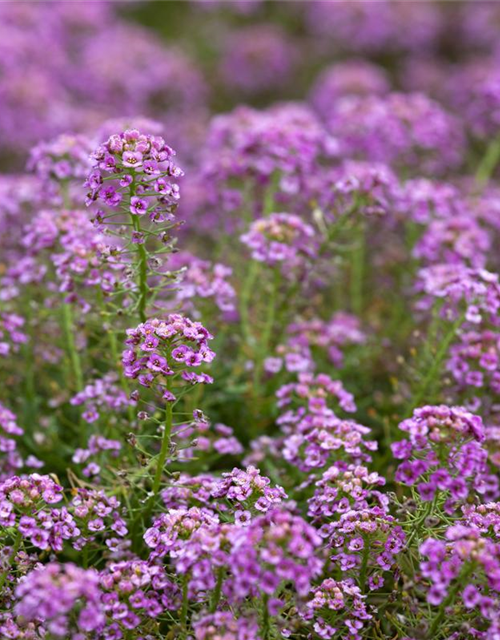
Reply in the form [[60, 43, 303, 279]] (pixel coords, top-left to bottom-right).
[[122, 315, 215, 397], [2, 3, 500, 640]]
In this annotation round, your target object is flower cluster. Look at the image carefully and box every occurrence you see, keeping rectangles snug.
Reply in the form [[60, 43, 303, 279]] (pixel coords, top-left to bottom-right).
[[167, 252, 237, 319], [122, 315, 215, 398], [210, 465, 287, 516], [419, 525, 500, 635], [220, 25, 296, 96], [328, 93, 464, 175], [14, 562, 104, 639], [28, 133, 93, 196], [193, 611, 260, 640], [100, 559, 178, 634], [86, 128, 182, 223], [240, 213, 318, 274], [71, 374, 135, 424], [302, 577, 372, 640], [392, 405, 497, 506], [0, 313, 27, 358]]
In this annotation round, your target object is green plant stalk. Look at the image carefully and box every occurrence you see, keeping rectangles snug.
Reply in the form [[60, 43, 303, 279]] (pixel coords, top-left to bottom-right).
[[359, 537, 370, 593], [252, 269, 281, 398], [61, 303, 84, 392], [131, 214, 149, 323], [151, 378, 174, 500], [0, 530, 22, 591], [240, 260, 259, 346], [210, 568, 225, 613], [476, 135, 500, 187], [350, 222, 365, 317], [261, 593, 270, 640], [107, 327, 135, 426], [428, 564, 474, 638], [181, 573, 189, 630], [409, 312, 465, 413]]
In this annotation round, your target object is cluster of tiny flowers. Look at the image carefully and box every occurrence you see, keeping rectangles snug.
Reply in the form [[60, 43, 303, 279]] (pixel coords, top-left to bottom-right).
[[305, 1, 442, 54], [328, 93, 464, 175], [447, 329, 500, 401], [286, 312, 366, 368], [397, 178, 466, 224], [86, 128, 183, 229], [324, 507, 406, 587], [210, 465, 288, 517], [14, 562, 104, 639], [276, 373, 376, 473], [72, 435, 122, 478], [0, 474, 82, 552], [240, 213, 318, 275], [0, 402, 23, 480], [0, 312, 27, 358], [308, 464, 387, 521], [68, 488, 128, 550], [220, 24, 295, 96], [100, 559, 178, 635], [309, 59, 390, 120], [193, 611, 260, 640], [413, 216, 491, 269], [417, 264, 500, 325], [195, 103, 337, 230], [71, 374, 135, 423], [301, 578, 372, 640], [21, 208, 124, 310], [167, 252, 237, 319], [228, 507, 324, 601], [317, 160, 400, 219], [174, 416, 244, 462], [28, 133, 93, 196], [392, 405, 498, 506], [122, 315, 215, 399], [419, 525, 500, 634]]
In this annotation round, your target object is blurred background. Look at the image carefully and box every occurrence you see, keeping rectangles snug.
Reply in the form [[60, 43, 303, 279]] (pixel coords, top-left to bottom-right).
[[2, 0, 500, 172]]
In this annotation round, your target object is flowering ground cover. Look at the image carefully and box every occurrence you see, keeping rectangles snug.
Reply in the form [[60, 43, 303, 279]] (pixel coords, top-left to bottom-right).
[[2, 1, 500, 638]]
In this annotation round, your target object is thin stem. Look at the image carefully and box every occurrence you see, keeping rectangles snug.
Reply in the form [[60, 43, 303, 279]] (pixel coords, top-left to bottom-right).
[[261, 593, 270, 640], [61, 303, 84, 392], [359, 537, 370, 593], [181, 573, 189, 630], [107, 328, 135, 426], [408, 312, 464, 413], [476, 135, 500, 187], [252, 269, 281, 398], [151, 396, 173, 499], [131, 214, 149, 323], [210, 567, 224, 613], [240, 260, 259, 345], [428, 565, 474, 638], [350, 222, 365, 317], [0, 530, 22, 591]]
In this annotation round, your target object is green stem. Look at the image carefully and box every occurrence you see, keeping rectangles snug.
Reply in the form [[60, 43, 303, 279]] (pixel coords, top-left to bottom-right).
[[240, 261, 259, 345], [131, 214, 149, 323], [151, 391, 173, 500], [428, 565, 474, 638], [61, 303, 84, 392], [108, 328, 135, 426], [261, 594, 270, 640], [0, 530, 22, 591], [350, 222, 365, 317], [210, 567, 224, 613], [181, 573, 189, 630], [252, 269, 280, 398], [409, 312, 464, 413], [476, 135, 500, 187], [359, 537, 370, 593]]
